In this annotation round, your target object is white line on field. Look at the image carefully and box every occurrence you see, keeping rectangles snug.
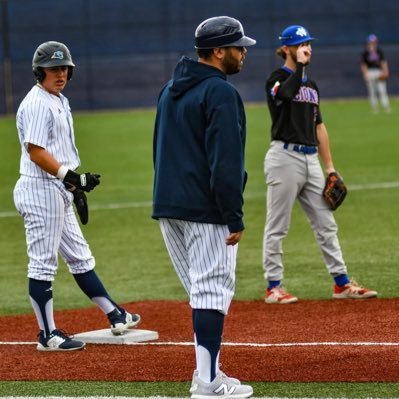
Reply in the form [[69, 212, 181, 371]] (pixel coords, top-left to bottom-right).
[[1, 340, 399, 347], [1, 181, 398, 218], [0, 397, 372, 399], [0, 397, 356, 399]]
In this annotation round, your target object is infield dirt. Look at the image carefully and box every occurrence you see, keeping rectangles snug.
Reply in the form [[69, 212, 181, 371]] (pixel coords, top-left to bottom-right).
[[1, 299, 398, 382]]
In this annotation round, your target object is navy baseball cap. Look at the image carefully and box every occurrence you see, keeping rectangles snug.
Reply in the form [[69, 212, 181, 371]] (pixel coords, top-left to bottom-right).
[[195, 16, 256, 49], [279, 25, 315, 46]]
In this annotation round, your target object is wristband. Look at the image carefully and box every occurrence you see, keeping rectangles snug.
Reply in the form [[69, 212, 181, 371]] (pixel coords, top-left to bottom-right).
[[56, 165, 69, 180]]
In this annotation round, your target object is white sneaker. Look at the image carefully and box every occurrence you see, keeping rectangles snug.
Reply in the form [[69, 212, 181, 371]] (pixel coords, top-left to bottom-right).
[[192, 370, 240, 385], [190, 370, 252, 398]]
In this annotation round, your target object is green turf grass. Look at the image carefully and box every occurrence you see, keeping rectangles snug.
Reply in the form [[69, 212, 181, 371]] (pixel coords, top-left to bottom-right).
[[1, 99, 398, 315], [0, 381, 398, 397], [0, 99, 398, 398]]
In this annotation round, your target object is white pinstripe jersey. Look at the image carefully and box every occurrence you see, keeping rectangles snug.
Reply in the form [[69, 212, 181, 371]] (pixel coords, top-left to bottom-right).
[[16, 85, 80, 178]]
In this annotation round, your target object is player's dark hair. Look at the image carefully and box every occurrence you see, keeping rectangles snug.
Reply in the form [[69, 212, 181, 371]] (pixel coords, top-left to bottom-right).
[[196, 48, 214, 60], [276, 47, 287, 60]]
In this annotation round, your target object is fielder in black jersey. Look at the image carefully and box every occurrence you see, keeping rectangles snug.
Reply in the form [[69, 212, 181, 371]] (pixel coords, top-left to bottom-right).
[[266, 64, 322, 146], [262, 25, 377, 304]]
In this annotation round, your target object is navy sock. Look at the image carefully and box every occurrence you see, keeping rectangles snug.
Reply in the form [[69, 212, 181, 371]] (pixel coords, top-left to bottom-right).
[[268, 280, 281, 289], [73, 270, 118, 308], [193, 309, 224, 381], [334, 274, 350, 287], [29, 278, 53, 335]]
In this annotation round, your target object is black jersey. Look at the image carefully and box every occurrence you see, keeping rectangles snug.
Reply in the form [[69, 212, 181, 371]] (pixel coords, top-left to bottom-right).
[[361, 48, 385, 69], [265, 63, 322, 146]]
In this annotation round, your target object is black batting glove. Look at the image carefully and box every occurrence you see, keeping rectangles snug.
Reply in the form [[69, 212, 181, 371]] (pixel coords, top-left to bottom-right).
[[63, 170, 101, 192]]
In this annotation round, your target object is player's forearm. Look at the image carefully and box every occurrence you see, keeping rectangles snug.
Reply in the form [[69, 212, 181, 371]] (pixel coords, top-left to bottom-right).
[[316, 123, 335, 174], [28, 143, 61, 176], [360, 64, 368, 79], [381, 60, 389, 76]]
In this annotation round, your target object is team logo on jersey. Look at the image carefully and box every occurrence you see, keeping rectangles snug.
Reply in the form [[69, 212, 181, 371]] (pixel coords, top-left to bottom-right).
[[51, 51, 64, 60], [270, 81, 280, 98], [296, 27, 308, 37], [293, 86, 319, 105]]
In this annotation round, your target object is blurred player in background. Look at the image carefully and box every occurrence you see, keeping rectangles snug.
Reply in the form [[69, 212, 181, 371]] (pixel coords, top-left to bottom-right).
[[361, 34, 391, 113], [153, 16, 255, 399], [13, 41, 140, 351], [262, 25, 378, 304]]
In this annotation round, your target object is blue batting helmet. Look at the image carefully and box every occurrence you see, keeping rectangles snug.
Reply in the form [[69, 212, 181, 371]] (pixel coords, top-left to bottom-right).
[[367, 34, 378, 43], [278, 25, 315, 46]]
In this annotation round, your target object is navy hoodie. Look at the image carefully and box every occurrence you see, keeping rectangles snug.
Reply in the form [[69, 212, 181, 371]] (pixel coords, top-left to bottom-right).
[[152, 56, 247, 233]]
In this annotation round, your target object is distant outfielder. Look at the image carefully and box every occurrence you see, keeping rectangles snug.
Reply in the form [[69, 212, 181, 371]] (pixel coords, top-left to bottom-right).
[[360, 34, 391, 114], [13, 41, 140, 351]]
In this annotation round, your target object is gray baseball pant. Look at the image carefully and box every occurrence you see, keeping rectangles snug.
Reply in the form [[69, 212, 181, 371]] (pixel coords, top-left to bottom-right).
[[262, 140, 348, 282]]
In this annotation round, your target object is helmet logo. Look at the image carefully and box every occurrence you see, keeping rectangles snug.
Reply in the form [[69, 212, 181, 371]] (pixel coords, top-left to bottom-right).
[[51, 51, 64, 60], [296, 27, 308, 37]]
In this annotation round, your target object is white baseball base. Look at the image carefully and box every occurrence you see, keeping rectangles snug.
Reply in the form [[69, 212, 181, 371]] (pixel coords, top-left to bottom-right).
[[74, 328, 159, 344]]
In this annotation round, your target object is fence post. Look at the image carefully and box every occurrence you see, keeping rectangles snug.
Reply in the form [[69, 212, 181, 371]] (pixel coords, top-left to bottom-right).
[[2, 0, 14, 115]]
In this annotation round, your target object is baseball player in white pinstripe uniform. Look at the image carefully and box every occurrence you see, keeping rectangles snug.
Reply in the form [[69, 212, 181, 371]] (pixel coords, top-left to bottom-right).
[[153, 17, 255, 399], [13, 41, 140, 351]]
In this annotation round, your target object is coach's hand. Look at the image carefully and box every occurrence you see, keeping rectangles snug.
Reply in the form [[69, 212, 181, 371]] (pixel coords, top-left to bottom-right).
[[225, 230, 243, 246], [63, 170, 101, 192]]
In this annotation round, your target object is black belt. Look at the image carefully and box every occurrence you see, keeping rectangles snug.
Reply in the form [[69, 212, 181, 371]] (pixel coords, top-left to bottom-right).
[[283, 142, 317, 155]]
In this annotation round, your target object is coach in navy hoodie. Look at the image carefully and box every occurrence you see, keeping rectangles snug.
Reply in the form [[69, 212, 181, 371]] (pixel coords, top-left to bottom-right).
[[153, 55, 247, 232], [152, 16, 256, 397]]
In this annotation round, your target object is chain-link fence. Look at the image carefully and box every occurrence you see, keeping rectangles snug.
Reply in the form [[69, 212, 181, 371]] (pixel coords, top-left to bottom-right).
[[1, 0, 399, 115]]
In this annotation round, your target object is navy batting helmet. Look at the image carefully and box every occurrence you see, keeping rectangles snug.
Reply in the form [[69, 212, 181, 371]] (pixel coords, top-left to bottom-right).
[[195, 16, 256, 49], [32, 41, 75, 82], [278, 25, 315, 46]]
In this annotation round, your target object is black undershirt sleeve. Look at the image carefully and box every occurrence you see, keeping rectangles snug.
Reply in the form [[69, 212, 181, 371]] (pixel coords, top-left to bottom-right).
[[276, 63, 304, 100]]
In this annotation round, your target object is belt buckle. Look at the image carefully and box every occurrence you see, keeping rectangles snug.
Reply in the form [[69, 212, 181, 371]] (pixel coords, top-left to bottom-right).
[[299, 145, 315, 154], [293, 144, 305, 153]]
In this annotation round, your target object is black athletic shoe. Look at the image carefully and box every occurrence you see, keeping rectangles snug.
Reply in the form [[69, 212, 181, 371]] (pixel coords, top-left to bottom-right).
[[37, 329, 86, 351], [107, 308, 141, 335]]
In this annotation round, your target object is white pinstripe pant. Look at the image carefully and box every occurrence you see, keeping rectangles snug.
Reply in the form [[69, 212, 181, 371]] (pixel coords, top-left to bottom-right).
[[159, 218, 237, 315], [13, 176, 95, 281]]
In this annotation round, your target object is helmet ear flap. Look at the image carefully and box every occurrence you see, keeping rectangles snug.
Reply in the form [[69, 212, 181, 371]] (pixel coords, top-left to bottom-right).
[[33, 67, 45, 83], [67, 66, 73, 81]]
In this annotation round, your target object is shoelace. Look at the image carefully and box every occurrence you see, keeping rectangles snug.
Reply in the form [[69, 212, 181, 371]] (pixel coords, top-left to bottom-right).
[[347, 280, 366, 293], [272, 286, 290, 296], [51, 329, 74, 341]]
